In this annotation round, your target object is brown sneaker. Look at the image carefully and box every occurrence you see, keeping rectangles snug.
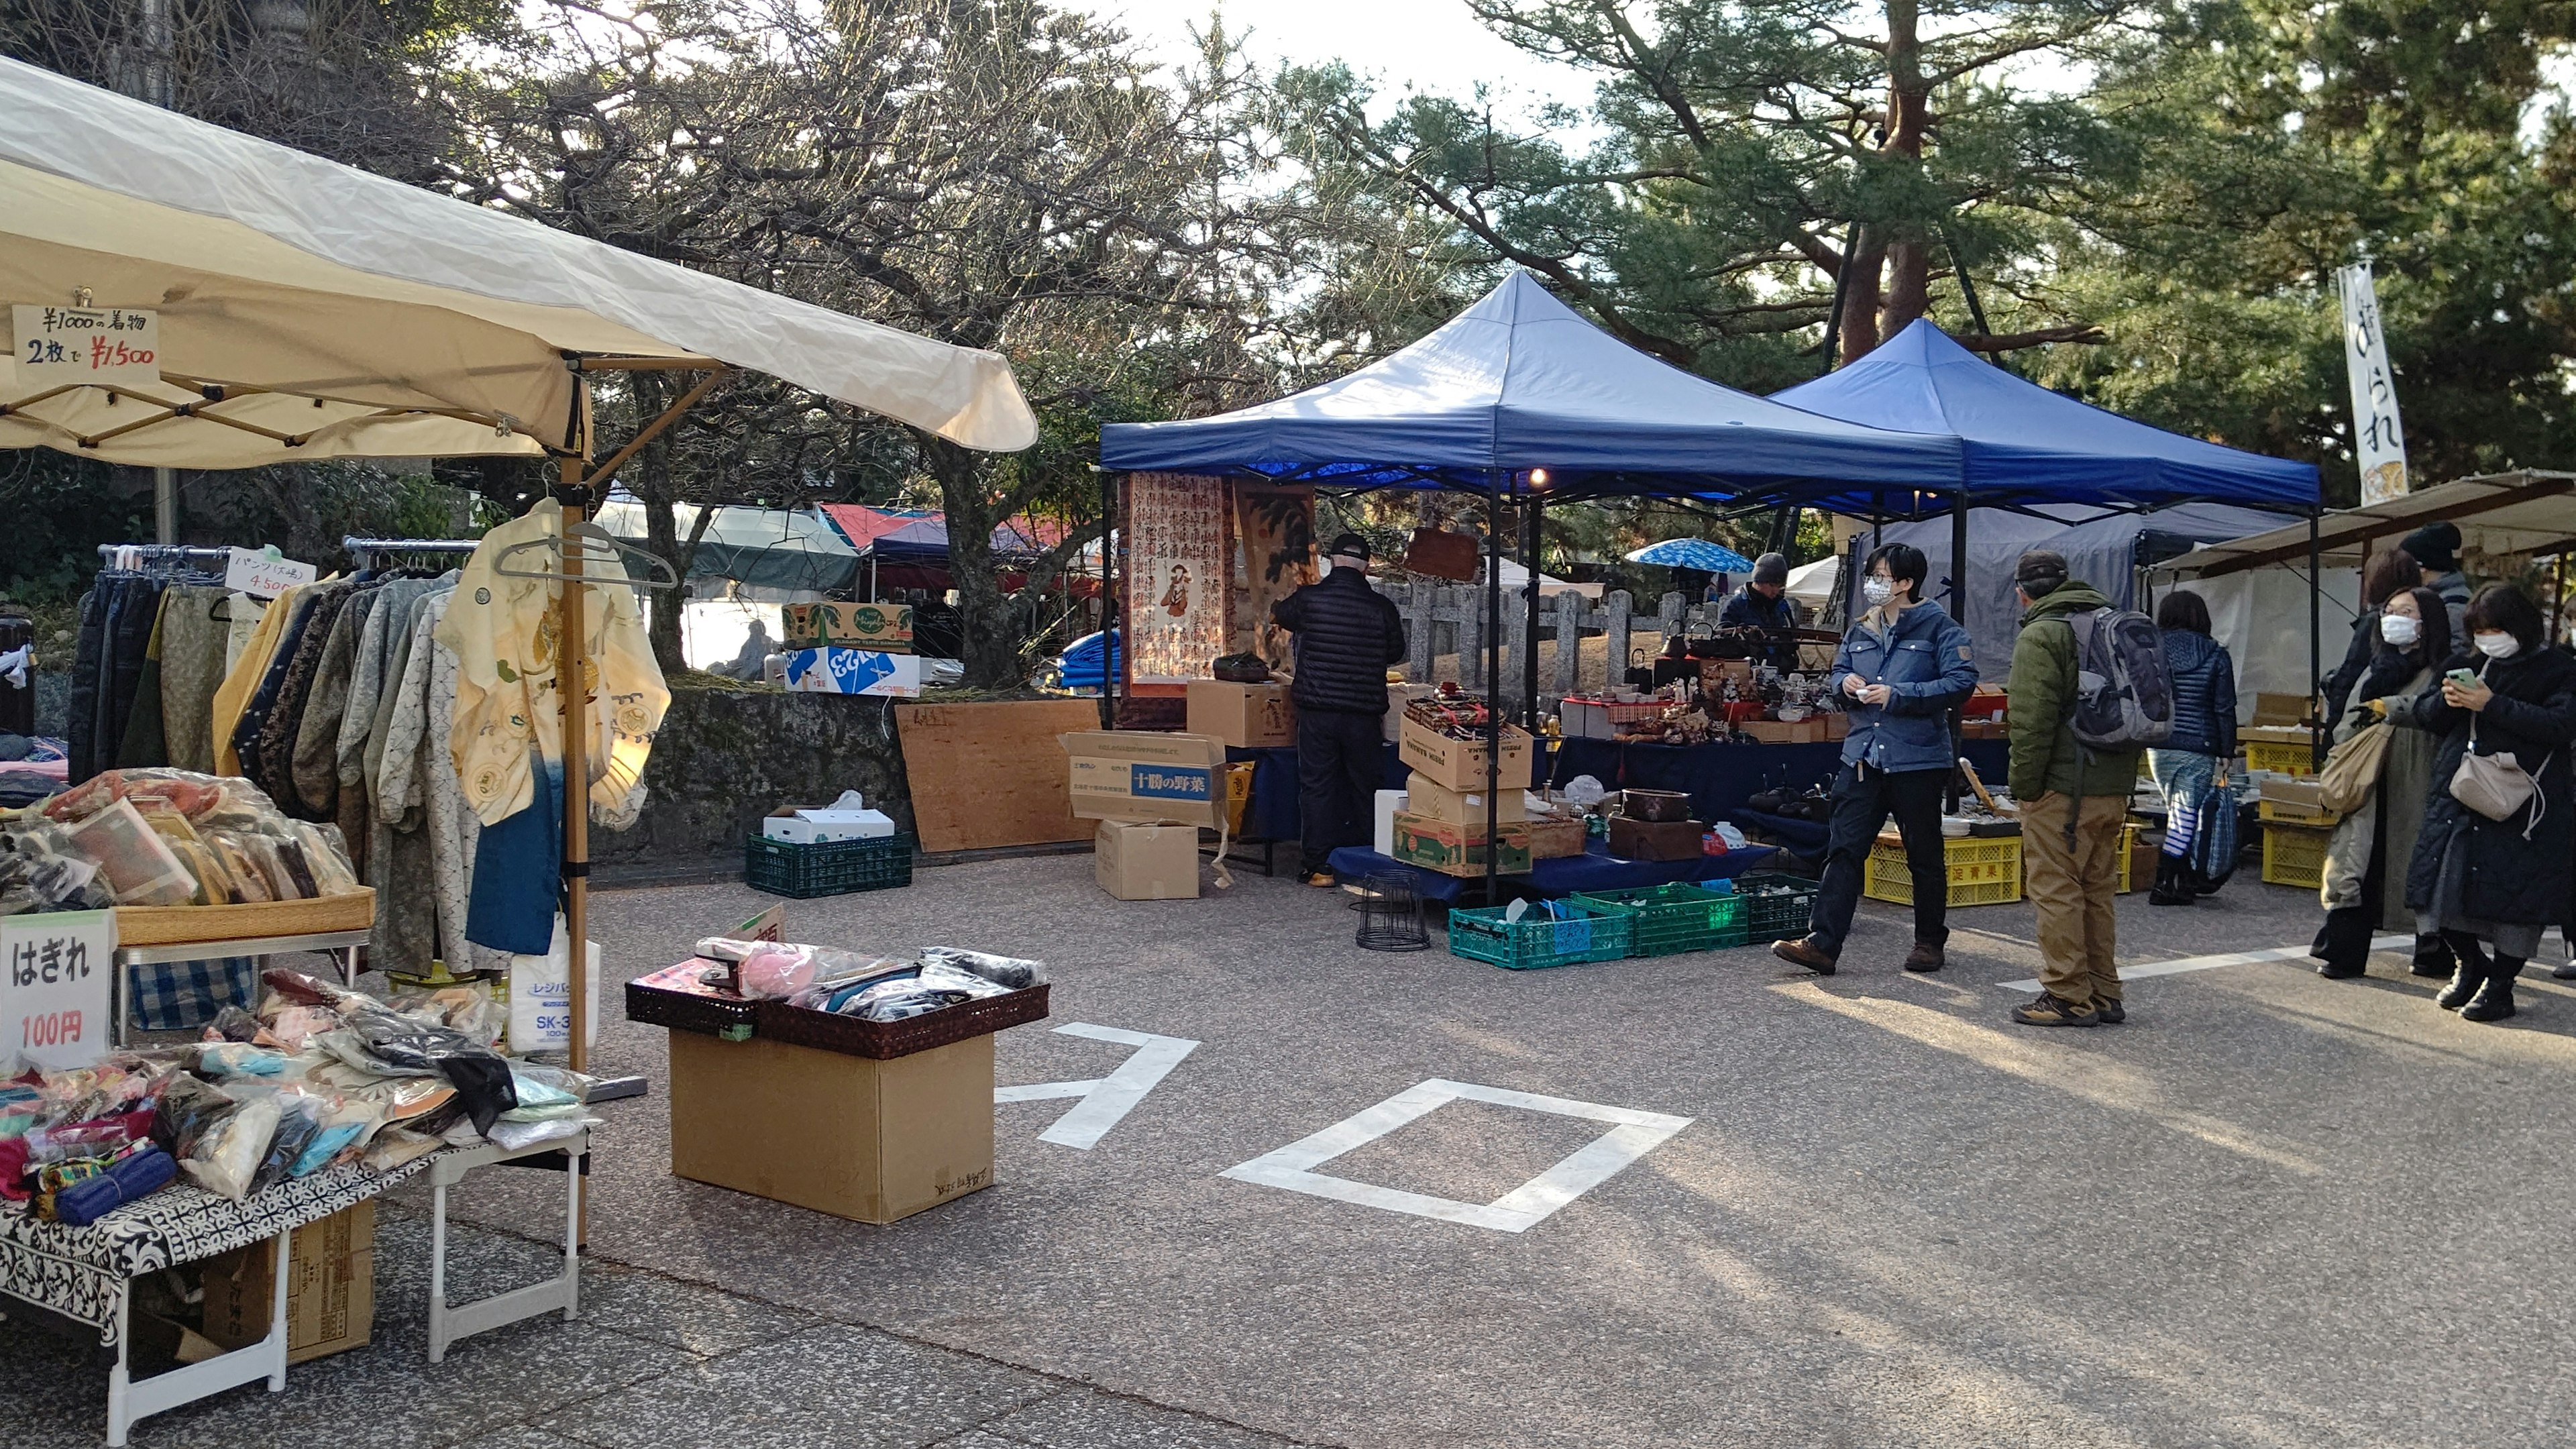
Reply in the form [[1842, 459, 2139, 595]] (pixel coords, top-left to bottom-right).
[[1772, 935, 1837, 975], [2094, 997, 2126, 1024], [2010, 991, 2100, 1027], [1902, 941, 1944, 973], [1303, 871, 1337, 888]]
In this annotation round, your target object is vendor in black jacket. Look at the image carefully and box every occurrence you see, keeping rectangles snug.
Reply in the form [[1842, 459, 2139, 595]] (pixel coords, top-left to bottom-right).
[[2391, 584, 2576, 1023], [1719, 552, 1802, 670], [1273, 533, 1409, 884]]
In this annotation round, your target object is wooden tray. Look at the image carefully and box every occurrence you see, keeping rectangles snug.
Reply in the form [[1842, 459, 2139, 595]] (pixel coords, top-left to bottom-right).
[[113, 888, 374, 948]]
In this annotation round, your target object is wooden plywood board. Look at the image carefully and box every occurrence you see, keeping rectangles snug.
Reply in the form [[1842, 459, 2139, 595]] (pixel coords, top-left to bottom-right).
[[895, 699, 1105, 852]]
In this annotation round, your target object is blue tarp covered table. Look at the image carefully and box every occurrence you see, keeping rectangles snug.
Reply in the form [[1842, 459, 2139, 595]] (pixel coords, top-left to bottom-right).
[[1229, 742, 1411, 843], [1550, 737, 2011, 827], [1326, 837, 1778, 905]]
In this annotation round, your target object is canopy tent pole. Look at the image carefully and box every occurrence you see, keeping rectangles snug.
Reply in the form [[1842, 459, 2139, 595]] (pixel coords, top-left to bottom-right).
[[2555, 553, 2567, 647], [1099, 469, 1118, 730], [559, 449, 592, 1077], [1521, 496, 1542, 727], [2308, 512, 2322, 769], [1947, 498, 1968, 813], [1485, 476, 1504, 902]]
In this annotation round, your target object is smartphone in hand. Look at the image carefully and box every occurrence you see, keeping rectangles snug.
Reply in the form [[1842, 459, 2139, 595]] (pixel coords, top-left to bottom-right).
[[2447, 667, 2479, 689]]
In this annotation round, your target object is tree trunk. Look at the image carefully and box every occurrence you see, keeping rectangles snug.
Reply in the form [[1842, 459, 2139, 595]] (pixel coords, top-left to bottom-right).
[[1838, 225, 1886, 364], [920, 435, 1024, 689], [1876, 0, 1933, 340], [644, 490, 686, 677]]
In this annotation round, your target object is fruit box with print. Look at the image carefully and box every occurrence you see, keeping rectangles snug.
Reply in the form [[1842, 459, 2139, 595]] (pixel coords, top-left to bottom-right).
[[784, 601, 913, 653], [782, 647, 923, 698]]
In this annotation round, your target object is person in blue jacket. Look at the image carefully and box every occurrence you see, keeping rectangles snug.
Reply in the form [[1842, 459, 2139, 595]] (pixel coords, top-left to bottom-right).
[[1774, 543, 1980, 975]]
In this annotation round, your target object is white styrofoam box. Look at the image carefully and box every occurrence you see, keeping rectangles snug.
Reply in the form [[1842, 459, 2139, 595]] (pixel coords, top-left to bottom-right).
[[1373, 789, 1409, 857], [782, 647, 923, 697], [791, 808, 896, 839], [507, 915, 600, 1055]]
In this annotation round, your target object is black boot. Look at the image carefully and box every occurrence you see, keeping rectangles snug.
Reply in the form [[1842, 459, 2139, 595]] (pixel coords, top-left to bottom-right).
[[2147, 854, 2194, 906], [2410, 933, 2455, 979], [2462, 956, 2523, 1022], [2317, 907, 2373, 979], [2436, 936, 2492, 1011]]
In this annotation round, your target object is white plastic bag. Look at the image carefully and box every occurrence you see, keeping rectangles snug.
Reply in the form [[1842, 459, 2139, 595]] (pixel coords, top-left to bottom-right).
[[506, 915, 599, 1055]]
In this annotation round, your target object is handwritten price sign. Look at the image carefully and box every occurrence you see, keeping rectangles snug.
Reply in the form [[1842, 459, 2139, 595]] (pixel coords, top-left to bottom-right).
[[1, 908, 115, 1073], [12, 305, 161, 386]]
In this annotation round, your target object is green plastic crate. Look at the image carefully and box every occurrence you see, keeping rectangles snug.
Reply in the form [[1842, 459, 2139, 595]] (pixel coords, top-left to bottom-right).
[[1568, 882, 1746, 957], [745, 833, 916, 899], [1731, 872, 1821, 943], [1447, 898, 1633, 970]]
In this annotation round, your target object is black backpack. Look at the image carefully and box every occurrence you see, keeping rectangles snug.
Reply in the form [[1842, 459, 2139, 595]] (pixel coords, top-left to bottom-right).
[[2063, 608, 2174, 751]]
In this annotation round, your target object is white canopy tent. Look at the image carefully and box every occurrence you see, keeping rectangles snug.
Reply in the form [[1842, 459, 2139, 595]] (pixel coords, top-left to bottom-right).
[[0, 57, 1035, 465], [1, 59, 1036, 1094], [2150, 472, 2576, 580]]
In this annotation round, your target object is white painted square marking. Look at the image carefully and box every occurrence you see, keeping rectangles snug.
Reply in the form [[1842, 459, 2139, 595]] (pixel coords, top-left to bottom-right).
[[1220, 1079, 1691, 1234]]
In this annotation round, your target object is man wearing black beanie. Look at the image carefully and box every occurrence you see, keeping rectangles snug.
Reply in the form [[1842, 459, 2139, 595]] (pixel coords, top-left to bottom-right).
[[2400, 521, 2469, 643]]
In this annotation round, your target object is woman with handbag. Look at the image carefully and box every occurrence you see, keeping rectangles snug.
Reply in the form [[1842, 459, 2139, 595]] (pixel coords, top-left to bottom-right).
[[2316, 586, 2454, 979], [2394, 584, 2576, 1021], [2148, 590, 2239, 904]]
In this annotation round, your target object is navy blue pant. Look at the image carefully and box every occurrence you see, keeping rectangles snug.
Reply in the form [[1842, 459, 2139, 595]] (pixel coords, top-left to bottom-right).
[[1807, 763, 1949, 958]]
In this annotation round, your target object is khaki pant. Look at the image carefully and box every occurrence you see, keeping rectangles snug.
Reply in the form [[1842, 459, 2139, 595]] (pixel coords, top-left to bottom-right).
[[2023, 792, 2129, 1006]]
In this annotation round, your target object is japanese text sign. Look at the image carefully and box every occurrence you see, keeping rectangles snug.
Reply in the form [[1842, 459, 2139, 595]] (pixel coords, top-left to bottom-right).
[[1, 908, 116, 1073], [225, 547, 319, 599], [12, 305, 161, 387], [2337, 264, 2408, 506]]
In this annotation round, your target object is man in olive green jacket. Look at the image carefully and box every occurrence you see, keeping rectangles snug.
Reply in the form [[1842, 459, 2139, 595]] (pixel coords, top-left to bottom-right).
[[2006, 550, 2145, 1026]]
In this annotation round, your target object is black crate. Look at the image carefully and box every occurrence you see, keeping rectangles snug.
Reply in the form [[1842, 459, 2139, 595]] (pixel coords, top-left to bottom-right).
[[744, 833, 916, 899], [1732, 871, 1821, 943]]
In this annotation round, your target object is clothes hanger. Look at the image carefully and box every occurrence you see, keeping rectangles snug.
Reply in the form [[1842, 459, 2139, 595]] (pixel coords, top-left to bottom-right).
[[491, 521, 679, 592]]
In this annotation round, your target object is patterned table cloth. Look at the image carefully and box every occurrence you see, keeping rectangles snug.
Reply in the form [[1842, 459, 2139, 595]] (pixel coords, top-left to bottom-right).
[[0, 1155, 442, 1344]]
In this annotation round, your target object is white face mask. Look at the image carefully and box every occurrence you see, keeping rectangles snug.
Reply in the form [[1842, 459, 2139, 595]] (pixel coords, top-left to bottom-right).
[[1862, 578, 1897, 608], [2380, 614, 2419, 647], [2475, 631, 2520, 659]]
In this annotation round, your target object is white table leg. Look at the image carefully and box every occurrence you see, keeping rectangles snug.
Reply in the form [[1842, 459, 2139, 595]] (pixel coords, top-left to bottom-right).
[[100, 1227, 293, 1445], [428, 1174, 449, 1364], [563, 1144, 582, 1322]]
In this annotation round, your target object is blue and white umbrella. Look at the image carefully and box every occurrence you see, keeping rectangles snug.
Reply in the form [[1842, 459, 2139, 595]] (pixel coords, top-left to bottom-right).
[[1624, 538, 1756, 573]]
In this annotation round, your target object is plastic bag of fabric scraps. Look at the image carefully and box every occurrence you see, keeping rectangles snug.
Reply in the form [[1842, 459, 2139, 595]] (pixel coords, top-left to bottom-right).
[[0, 825, 112, 915], [480, 1115, 597, 1152], [262, 965, 359, 1011], [1, 1106, 159, 1202], [153, 1073, 239, 1160], [193, 1042, 288, 1080], [501, 1063, 598, 1124], [252, 1091, 325, 1193], [233, 830, 315, 900], [183, 1091, 278, 1200], [918, 960, 1013, 1000], [289, 820, 359, 896], [62, 798, 198, 906], [35, 1054, 172, 1126], [698, 938, 891, 982], [735, 942, 819, 999], [338, 1006, 516, 1135], [389, 985, 504, 1049], [202, 1005, 268, 1045], [263, 1005, 339, 1053], [916, 947, 1046, 990], [293, 1094, 386, 1176], [361, 1126, 445, 1172], [207, 833, 273, 902], [46, 1144, 175, 1226], [0, 1083, 44, 1137]]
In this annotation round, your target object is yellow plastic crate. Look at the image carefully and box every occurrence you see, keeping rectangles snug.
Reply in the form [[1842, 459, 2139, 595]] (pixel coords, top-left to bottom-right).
[[2261, 821, 2331, 888], [1866, 834, 2024, 908], [2245, 740, 2320, 778]]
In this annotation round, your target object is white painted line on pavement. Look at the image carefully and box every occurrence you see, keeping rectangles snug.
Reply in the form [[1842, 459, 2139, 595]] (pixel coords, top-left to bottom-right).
[[1220, 1079, 1691, 1234], [996, 1022, 1200, 1150], [1997, 936, 2408, 993]]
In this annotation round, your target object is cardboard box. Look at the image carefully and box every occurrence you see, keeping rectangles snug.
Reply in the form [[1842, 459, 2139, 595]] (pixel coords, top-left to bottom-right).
[[2260, 777, 2328, 810], [1390, 811, 1534, 875], [1821, 712, 1849, 741], [763, 808, 896, 843], [1525, 814, 1587, 860], [669, 1030, 994, 1224], [1737, 718, 1826, 744], [1185, 680, 1297, 748], [783, 647, 924, 698], [784, 600, 914, 652], [1403, 771, 1529, 826], [2251, 692, 2311, 727], [1059, 731, 1230, 828], [199, 1201, 374, 1364], [1609, 816, 1705, 862], [1095, 820, 1201, 900], [1397, 714, 1536, 792]]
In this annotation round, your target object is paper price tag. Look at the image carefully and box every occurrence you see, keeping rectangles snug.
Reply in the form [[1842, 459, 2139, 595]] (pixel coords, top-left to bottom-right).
[[224, 547, 317, 599], [1, 908, 115, 1073], [12, 305, 160, 386]]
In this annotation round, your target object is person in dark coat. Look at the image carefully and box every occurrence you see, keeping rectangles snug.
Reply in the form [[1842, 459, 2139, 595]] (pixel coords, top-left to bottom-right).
[[2396, 584, 2576, 1023], [2400, 521, 2472, 645], [2317, 586, 2455, 980], [2147, 590, 2238, 905], [2322, 548, 2421, 729], [1272, 533, 1409, 884], [1719, 551, 1801, 669]]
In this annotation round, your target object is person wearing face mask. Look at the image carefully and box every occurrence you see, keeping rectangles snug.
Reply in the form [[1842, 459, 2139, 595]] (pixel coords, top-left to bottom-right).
[[2388, 584, 2576, 1022], [2316, 586, 2457, 980], [2146, 590, 2238, 905], [2322, 548, 2422, 729], [1772, 543, 1977, 976]]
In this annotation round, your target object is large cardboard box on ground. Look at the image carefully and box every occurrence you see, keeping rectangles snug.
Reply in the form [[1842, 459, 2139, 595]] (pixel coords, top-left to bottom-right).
[[784, 600, 914, 652], [1398, 714, 1536, 792], [897, 700, 1102, 853], [1185, 680, 1296, 748], [1061, 731, 1229, 828], [669, 1030, 994, 1224], [1403, 771, 1529, 826], [1095, 820, 1201, 900], [199, 1201, 374, 1364], [1391, 811, 1534, 875]]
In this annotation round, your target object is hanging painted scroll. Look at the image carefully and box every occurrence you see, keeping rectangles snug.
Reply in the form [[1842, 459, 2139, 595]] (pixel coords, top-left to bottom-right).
[[1124, 472, 1232, 685]]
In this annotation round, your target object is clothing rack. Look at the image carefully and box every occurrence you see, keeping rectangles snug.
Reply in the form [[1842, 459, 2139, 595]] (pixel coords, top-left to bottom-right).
[[345, 536, 481, 570], [95, 543, 230, 580]]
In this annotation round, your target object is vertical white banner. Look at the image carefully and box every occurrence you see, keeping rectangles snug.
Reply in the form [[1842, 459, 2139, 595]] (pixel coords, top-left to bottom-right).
[[1, 908, 117, 1073], [2338, 263, 2409, 505]]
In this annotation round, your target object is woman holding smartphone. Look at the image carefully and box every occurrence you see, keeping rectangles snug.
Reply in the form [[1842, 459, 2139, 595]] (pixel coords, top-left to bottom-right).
[[2391, 584, 2576, 1022], [2318, 586, 2455, 979]]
